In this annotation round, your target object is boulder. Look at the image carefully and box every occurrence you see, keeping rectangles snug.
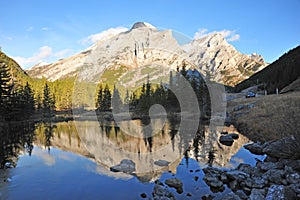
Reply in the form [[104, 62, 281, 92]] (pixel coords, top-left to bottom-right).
[[228, 133, 239, 139], [265, 169, 284, 184], [165, 178, 183, 194], [154, 160, 170, 167], [203, 175, 224, 189], [244, 142, 265, 155], [222, 192, 241, 200], [262, 136, 300, 159], [286, 172, 300, 184], [226, 170, 249, 181], [152, 184, 175, 200], [110, 159, 136, 174], [256, 161, 284, 171], [249, 189, 266, 200], [265, 185, 296, 200], [219, 135, 234, 146], [235, 190, 248, 200]]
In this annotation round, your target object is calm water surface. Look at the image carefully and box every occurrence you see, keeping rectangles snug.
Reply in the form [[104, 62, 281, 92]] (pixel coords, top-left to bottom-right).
[[0, 119, 264, 200]]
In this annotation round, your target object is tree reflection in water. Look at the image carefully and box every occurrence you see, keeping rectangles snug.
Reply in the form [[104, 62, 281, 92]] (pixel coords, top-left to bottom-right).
[[0, 122, 35, 169]]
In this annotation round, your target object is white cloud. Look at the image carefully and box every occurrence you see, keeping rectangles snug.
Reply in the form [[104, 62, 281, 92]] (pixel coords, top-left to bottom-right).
[[79, 26, 128, 45], [194, 28, 209, 39], [227, 34, 240, 42], [54, 48, 73, 58], [14, 46, 52, 67], [194, 28, 240, 42], [34, 148, 56, 166], [13, 46, 73, 68], [26, 26, 34, 32], [41, 27, 49, 31]]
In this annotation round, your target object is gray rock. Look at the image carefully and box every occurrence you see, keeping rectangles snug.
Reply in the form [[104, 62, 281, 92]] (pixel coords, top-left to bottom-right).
[[203, 175, 224, 188], [152, 184, 175, 200], [220, 173, 228, 183], [219, 135, 234, 146], [154, 160, 170, 167], [286, 172, 300, 184], [228, 133, 239, 139], [235, 190, 248, 200], [201, 194, 214, 200], [244, 142, 265, 155], [252, 177, 266, 189], [226, 170, 249, 181], [236, 163, 252, 175], [165, 178, 183, 194], [263, 136, 300, 159], [220, 135, 234, 142], [280, 159, 300, 173], [249, 189, 266, 200], [140, 193, 147, 198], [265, 169, 284, 184], [222, 192, 241, 200], [228, 180, 239, 190], [110, 159, 136, 174], [257, 161, 284, 171], [265, 185, 296, 200]]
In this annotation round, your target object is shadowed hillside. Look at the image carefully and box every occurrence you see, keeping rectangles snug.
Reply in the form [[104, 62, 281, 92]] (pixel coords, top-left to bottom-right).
[[234, 46, 300, 93]]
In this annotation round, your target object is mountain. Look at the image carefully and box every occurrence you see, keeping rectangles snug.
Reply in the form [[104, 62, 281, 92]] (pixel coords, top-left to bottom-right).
[[27, 22, 267, 87], [0, 51, 31, 85], [235, 45, 300, 93]]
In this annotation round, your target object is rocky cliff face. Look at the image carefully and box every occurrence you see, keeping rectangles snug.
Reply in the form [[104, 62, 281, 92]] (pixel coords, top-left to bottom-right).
[[27, 22, 267, 86]]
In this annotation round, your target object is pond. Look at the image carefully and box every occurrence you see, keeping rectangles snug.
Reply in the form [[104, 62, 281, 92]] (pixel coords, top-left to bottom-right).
[[0, 118, 265, 199]]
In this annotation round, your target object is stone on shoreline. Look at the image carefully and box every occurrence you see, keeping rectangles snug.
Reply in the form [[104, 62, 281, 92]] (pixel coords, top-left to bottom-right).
[[165, 178, 183, 194], [262, 136, 300, 159]]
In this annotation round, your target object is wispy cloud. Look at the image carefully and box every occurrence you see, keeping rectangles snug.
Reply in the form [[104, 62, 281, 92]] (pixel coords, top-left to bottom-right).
[[34, 148, 56, 166], [13, 46, 73, 68], [41, 27, 49, 31], [79, 26, 128, 45], [26, 26, 34, 32], [194, 28, 240, 42]]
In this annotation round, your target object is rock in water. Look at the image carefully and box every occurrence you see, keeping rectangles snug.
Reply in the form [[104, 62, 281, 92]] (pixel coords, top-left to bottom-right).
[[228, 133, 239, 139], [263, 136, 300, 159], [110, 159, 136, 174], [219, 135, 234, 146], [154, 160, 170, 167], [152, 184, 175, 200], [165, 178, 183, 194]]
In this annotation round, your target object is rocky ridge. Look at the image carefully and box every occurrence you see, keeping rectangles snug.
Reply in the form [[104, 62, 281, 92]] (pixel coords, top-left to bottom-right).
[[26, 22, 267, 86]]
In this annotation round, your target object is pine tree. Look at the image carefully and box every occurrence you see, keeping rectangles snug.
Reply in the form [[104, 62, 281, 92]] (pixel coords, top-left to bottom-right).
[[102, 84, 111, 111], [96, 84, 103, 110], [112, 85, 122, 113], [42, 82, 55, 117], [23, 82, 35, 116], [124, 89, 130, 105], [0, 63, 12, 118]]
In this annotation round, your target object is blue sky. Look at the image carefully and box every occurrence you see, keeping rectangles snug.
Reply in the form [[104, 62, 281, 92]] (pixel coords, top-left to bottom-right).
[[0, 0, 299, 69]]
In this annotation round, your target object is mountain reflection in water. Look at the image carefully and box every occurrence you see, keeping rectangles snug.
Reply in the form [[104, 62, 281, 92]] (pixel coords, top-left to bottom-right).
[[1, 118, 252, 179], [0, 118, 266, 199]]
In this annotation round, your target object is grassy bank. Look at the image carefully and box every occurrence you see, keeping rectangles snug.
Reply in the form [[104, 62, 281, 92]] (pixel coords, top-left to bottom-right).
[[227, 91, 300, 142]]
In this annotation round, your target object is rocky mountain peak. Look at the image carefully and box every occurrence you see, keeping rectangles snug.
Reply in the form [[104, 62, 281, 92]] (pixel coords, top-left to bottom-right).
[[130, 22, 156, 30], [26, 23, 268, 86]]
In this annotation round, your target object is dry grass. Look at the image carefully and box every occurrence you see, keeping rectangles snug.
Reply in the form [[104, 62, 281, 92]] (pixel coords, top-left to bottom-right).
[[227, 91, 300, 142]]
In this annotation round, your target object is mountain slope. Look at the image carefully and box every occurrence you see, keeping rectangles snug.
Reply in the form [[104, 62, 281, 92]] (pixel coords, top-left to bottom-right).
[[0, 51, 31, 85], [235, 45, 300, 93], [27, 22, 267, 86], [182, 33, 266, 85]]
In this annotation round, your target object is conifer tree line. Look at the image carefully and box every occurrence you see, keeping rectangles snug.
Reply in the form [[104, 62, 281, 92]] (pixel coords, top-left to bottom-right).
[[0, 63, 57, 121], [95, 64, 211, 118]]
